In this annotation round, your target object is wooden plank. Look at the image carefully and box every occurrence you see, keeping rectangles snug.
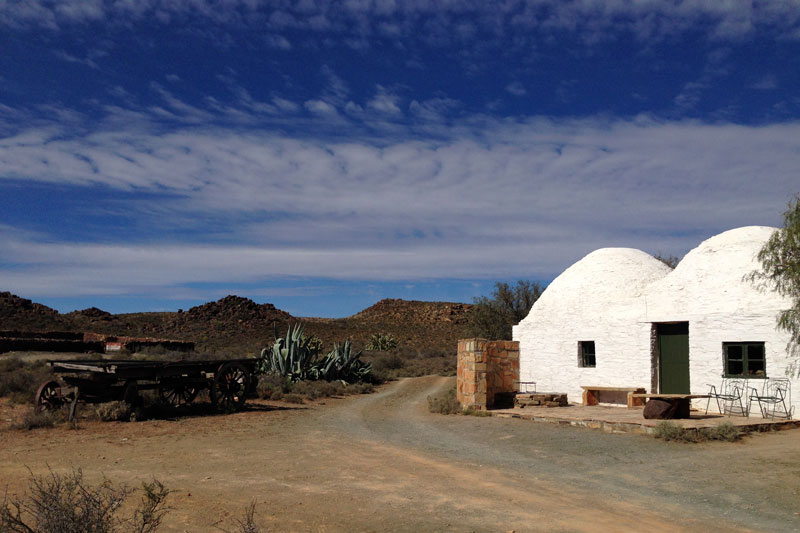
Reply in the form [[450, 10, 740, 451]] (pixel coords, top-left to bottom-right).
[[631, 394, 710, 399], [580, 386, 645, 392]]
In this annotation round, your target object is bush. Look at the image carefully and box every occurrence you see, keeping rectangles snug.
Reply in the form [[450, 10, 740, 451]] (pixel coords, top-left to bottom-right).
[[376, 353, 405, 371], [215, 500, 262, 533], [0, 468, 170, 533], [257, 376, 374, 402], [95, 401, 132, 422], [702, 422, 741, 442], [256, 374, 292, 400], [653, 420, 742, 443], [427, 387, 462, 415], [11, 409, 62, 430], [470, 280, 545, 340], [653, 421, 691, 442], [291, 380, 343, 399], [0, 358, 53, 404], [365, 333, 398, 352], [282, 393, 305, 404]]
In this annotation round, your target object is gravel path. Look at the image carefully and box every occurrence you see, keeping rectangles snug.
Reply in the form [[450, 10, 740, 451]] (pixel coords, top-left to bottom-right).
[[3, 375, 799, 531]]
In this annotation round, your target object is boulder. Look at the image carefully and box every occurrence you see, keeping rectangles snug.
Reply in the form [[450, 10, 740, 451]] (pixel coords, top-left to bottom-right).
[[643, 398, 680, 419]]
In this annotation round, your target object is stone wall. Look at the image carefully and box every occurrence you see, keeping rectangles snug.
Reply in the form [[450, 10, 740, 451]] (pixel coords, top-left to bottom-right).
[[457, 338, 519, 410]]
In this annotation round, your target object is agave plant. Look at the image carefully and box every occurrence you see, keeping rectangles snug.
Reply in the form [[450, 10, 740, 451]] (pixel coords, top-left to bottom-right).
[[259, 324, 321, 381], [315, 340, 372, 383]]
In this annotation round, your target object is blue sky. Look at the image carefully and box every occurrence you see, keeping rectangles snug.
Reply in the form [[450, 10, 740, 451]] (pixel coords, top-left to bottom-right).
[[1, 1, 799, 317]]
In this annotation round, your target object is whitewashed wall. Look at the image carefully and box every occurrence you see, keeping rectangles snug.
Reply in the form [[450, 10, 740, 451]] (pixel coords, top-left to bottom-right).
[[513, 226, 798, 415], [513, 248, 670, 405]]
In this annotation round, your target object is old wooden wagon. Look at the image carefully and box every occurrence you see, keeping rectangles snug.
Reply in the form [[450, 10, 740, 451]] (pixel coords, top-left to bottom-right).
[[34, 358, 260, 420]]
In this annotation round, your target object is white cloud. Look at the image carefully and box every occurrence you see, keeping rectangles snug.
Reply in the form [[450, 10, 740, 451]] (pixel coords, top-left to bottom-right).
[[751, 74, 778, 90], [505, 81, 526, 97], [1, 113, 798, 300], [367, 86, 402, 115], [304, 99, 338, 115], [3, 1, 800, 44]]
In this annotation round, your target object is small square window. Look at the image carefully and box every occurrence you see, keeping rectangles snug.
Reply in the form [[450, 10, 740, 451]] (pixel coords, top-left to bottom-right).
[[579, 341, 596, 368], [723, 342, 766, 378]]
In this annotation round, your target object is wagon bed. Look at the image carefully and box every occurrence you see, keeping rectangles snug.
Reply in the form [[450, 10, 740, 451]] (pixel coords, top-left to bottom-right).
[[35, 358, 260, 420]]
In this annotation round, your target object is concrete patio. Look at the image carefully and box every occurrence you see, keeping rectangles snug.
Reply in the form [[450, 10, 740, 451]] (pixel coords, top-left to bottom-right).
[[488, 403, 800, 435]]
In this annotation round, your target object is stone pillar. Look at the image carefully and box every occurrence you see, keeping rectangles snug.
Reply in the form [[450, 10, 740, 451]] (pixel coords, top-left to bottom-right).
[[457, 338, 520, 410]]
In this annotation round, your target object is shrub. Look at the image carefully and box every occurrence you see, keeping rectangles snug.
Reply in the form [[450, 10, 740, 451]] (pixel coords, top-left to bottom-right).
[[376, 353, 405, 371], [215, 500, 262, 533], [11, 409, 62, 430], [653, 421, 706, 442], [95, 401, 132, 422], [470, 280, 545, 340], [427, 387, 462, 415], [0, 358, 53, 404], [702, 422, 741, 442], [291, 380, 342, 399], [0, 468, 170, 533], [653, 421, 742, 443], [256, 374, 292, 400], [365, 333, 398, 352], [353, 382, 374, 394], [282, 393, 305, 404]]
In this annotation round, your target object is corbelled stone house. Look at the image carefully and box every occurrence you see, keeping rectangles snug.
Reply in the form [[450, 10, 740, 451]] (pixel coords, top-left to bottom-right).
[[512, 226, 797, 414]]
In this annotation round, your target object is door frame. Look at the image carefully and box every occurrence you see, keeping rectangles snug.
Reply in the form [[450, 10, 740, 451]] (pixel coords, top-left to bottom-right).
[[651, 322, 690, 394]]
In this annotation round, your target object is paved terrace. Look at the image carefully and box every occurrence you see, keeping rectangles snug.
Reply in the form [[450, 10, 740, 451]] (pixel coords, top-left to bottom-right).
[[489, 404, 800, 435]]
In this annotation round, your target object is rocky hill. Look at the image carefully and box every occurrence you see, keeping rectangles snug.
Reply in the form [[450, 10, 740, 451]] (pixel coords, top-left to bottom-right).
[[0, 292, 473, 357], [0, 292, 67, 331]]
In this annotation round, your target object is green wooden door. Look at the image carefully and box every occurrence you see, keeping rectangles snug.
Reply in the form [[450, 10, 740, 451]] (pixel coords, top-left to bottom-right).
[[658, 322, 690, 394]]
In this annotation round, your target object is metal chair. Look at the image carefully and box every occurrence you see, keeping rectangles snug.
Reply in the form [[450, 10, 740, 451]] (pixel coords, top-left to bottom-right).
[[749, 378, 793, 420], [705, 378, 747, 416]]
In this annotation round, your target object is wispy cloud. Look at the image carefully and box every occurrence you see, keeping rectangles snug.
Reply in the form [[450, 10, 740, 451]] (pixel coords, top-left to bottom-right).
[[1, 108, 798, 299], [3, 1, 800, 44], [505, 82, 526, 97], [751, 74, 778, 90]]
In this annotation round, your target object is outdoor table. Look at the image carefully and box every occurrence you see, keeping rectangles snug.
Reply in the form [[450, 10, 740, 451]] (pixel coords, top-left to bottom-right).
[[631, 393, 711, 419]]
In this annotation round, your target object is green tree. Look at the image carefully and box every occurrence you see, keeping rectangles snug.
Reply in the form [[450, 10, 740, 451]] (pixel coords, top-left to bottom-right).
[[749, 195, 800, 372], [653, 252, 680, 269], [469, 280, 545, 340]]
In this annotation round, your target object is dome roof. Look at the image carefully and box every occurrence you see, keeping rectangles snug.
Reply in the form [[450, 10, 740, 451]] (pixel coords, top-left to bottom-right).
[[661, 226, 776, 288], [531, 247, 671, 312]]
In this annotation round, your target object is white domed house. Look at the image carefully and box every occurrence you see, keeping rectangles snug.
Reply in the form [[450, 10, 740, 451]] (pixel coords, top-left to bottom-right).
[[512, 226, 797, 416]]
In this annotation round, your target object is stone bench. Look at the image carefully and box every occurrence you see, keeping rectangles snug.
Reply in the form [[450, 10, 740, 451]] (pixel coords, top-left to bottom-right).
[[581, 386, 647, 408], [514, 392, 568, 408]]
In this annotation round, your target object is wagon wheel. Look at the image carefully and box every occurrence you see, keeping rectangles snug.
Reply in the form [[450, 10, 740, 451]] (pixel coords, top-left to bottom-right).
[[34, 380, 64, 413], [158, 382, 198, 407], [210, 362, 250, 411]]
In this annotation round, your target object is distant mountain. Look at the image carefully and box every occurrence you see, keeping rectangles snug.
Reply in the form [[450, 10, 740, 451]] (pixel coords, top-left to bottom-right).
[[0, 292, 473, 357]]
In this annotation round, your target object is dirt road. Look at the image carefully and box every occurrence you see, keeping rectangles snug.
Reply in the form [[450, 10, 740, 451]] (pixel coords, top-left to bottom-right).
[[2, 376, 800, 531]]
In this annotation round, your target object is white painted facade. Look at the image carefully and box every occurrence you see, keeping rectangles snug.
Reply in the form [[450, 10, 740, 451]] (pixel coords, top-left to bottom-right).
[[512, 226, 797, 414]]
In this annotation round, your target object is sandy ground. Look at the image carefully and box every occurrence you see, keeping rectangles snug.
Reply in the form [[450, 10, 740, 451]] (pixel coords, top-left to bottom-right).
[[2, 376, 800, 532]]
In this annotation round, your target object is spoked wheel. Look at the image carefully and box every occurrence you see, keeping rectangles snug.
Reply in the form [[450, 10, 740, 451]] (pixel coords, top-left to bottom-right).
[[34, 380, 64, 413], [158, 382, 198, 407], [210, 362, 250, 411]]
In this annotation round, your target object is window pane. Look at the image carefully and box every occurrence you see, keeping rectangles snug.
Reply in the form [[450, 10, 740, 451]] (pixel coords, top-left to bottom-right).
[[580, 341, 596, 367], [727, 345, 743, 360], [747, 343, 764, 360], [727, 359, 743, 375], [746, 343, 766, 376]]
